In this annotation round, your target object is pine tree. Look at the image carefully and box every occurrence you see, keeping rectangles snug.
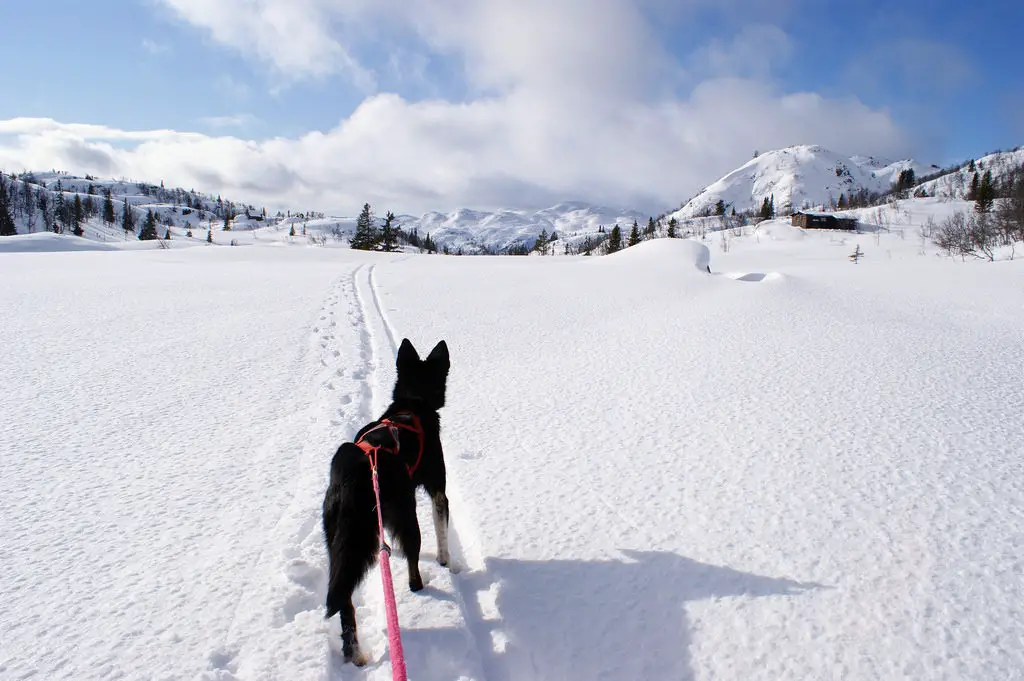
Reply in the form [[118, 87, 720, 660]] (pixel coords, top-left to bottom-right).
[[760, 196, 772, 221], [533, 228, 549, 254], [968, 172, 980, 201], [627, 220, 640, 247], [121, 198, 135, 234], [139, 209, 159, 240], [0, 174, 16, 236], [100, 189, 115, 225], [975, 170, 996, 214], [207, 230, 213, 243], [646, 216, 657, 238], [289, 225, 296, 237], [54, 180, 68, 232], [350, 202, 379, 250], [715, 199, 726, 216], [606, 225, 623, 253], [72, 194, 84, 236], [22, 179, 36, 231], [667, 216, 678, 238], [894, 168, 916, 197], [223, 210, 231, 231], [37, 190, 51, 229], [837, 193, 847, 209], [379, 211, 399, 252]]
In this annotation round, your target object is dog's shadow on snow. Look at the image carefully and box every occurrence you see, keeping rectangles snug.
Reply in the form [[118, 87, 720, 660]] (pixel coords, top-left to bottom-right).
[[403, 549, 827, 681]]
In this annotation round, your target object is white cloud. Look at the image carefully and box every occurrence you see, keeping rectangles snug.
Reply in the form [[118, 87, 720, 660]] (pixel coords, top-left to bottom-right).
[[0, 81, 909, 215], [157, 0, 375, 88], [0, 1, 915, 214]]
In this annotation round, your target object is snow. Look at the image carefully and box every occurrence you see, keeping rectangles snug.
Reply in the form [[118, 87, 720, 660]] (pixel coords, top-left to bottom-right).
[[0, 232, 119, 252], [667, 145, 937, 219], [2, 199, 1024, 681]]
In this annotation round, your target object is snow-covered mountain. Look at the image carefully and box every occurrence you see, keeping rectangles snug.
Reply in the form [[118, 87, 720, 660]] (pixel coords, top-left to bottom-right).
[[666, 145, 938, 220], [409, 201, 647, 253]]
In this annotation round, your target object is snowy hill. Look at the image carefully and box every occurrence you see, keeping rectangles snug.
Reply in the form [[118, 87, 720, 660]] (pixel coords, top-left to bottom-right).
[[0, 169, 272, 244], [915, 147, 1024, 200], [667, 145, 937, 219]]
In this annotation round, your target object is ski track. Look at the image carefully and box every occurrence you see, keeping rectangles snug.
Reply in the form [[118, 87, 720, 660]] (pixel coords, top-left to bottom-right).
[[189, 263, 389, 681], [191, 261, 503, 681], [323, 262, 502, 681]]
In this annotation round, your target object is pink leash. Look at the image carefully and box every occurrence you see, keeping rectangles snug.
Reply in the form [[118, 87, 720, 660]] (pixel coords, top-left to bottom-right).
[[369, 445, 409, 681]]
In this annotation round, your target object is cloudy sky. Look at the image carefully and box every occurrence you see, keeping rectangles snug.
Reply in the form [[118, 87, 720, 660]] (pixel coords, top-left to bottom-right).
[[0, 0, 1020, 215]]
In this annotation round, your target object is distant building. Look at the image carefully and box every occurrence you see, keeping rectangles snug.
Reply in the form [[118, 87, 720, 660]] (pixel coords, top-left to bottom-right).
[[791, 211, 857, 231]]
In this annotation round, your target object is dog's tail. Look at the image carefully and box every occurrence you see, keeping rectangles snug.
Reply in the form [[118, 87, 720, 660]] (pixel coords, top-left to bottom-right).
[[323, 443, 379, 619]]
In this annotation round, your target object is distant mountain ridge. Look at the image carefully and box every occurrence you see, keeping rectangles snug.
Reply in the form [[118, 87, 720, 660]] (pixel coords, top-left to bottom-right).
[[5, 143, 1022, 252]]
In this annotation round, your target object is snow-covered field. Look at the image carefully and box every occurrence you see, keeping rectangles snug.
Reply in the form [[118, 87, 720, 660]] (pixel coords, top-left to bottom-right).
[[2, 228, 1023, 681]]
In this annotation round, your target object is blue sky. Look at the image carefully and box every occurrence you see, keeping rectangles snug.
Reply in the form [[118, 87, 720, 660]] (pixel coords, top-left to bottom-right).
[[0, 0, 1020, 212]]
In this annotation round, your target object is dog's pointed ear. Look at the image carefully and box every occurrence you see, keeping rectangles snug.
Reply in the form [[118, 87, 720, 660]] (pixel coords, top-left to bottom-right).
[[426, 340, 449, 373], [397, 338, 420, 368]]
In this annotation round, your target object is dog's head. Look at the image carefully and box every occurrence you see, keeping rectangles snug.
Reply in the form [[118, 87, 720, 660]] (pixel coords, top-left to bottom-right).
[[393, 338, 449, 410]]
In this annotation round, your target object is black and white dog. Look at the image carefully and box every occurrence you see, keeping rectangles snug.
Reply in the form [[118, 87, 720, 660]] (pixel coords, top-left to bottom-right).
[[322, 338, 451, 665]]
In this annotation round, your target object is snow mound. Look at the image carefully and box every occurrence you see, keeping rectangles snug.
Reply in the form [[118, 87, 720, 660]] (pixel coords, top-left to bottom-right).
[[0, 233, 118, 253], [594, 237, 711, 272]]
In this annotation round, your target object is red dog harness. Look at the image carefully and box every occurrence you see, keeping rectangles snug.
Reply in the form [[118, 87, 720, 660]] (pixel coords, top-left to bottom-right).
[[353, 412, 425, 477]]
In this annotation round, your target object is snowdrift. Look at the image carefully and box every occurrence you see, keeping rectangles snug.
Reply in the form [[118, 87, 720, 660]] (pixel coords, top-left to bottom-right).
[[0, 232, 119, 253], [589, 237, 711, 273]]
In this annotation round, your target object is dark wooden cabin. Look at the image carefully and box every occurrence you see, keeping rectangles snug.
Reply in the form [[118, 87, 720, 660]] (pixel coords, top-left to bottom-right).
[[791, 211, 857, 231]]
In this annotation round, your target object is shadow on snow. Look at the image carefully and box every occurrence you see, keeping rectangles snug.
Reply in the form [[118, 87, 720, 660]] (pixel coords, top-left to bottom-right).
[[398, 548, 827, 681]]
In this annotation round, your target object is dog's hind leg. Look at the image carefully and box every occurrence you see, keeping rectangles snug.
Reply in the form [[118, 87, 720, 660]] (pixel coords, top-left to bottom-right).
[[323, 559, 367, 665], [387, 497, 424, 592], [429, 490, 450, 567], [338, 590, 368, 666]]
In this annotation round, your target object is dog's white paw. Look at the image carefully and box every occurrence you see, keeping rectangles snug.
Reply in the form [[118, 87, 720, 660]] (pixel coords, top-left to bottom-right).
[[349, 647, 370, 667]]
